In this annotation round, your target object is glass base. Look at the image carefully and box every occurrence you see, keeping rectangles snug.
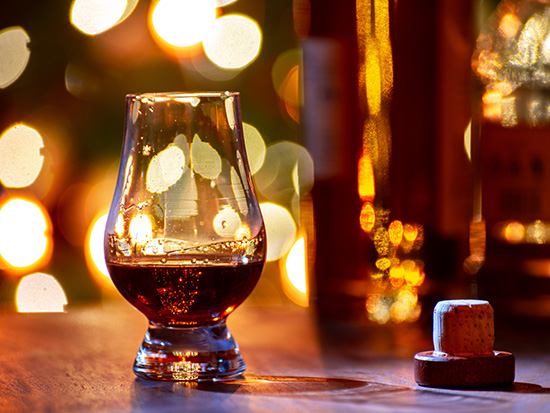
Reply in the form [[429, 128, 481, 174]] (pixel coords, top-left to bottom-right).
[[133, 320, 246, 381]]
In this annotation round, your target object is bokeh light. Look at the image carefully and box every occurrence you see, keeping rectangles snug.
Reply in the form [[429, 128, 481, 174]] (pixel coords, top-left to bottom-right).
[[272, 49, 302, 122], [16, 273, 67, 313], [242, 123, 266, 174], [359, 202, 376, 233], [260, 202, 297, 262], [254, 142, 314, 204], [0, 124, 44, 188], [503, 221, 525, 243], [0, 27, 30, 89], [281, 236, 309, 307], [150, 0, 217, 48], [0, 198, 51, 271], [85, 213, 117, 291], [71, 0, 129, 36], [203, 14, 262, 69]]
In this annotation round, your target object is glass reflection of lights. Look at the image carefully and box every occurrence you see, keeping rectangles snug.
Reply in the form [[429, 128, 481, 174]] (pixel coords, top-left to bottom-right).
[[150, 0, 217, 48], [0, 124, 45, 188], [129, 214, 153, 244], [0, 198, 51, 272], [0, 27, 30, 89], [16, 273, 67, 313], [190, 135, 222, 180], [146, 145, 186, 194], [213, 206, 242, 238], [259, 203, 296, 262], [70, 0, 128, 36], [203, 15, 262, 69]]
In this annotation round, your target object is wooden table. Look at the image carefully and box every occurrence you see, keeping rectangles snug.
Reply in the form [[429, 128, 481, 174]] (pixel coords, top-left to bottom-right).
[[1, 300, 550, 412]]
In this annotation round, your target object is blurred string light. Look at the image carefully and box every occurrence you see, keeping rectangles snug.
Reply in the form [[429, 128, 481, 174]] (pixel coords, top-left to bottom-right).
[[0, 124, 44, 188], [202, 14, 262, 69], [356, 0, 425, 324], [71, 0, 139, 36], [0, 27, 30, 88], [85, 213, 117, 292], [0, 198, 52, 272], [150, 0, 218, 48], [260, 202, 296, 262], [16, 273, 67, 313]]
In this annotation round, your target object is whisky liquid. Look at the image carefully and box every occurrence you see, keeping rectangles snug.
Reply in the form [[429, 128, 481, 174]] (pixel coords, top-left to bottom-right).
[[107, 262, 263, 326]]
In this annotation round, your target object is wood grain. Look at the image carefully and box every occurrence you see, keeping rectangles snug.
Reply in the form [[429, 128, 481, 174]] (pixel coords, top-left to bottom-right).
[[1, 301, 550, 412]]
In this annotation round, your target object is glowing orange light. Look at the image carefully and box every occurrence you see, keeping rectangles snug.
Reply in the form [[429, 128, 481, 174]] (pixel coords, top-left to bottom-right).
[[482, 90, 503, 105], [483, 102, 502, 121], [388, 220, 403, 247], [390, 300, 409, 323], [503, 221, 525, 243], [85, 213, 117, 292], [150, 0, 217, 49], [493, 81, 513, 96], [281, 65, 301, 123], [397, 289, 418, 307], [359, 202, 376, 233], [389, 265, 405, 288], [358, 155, 375, 201], [403, 223, 418, 242], [375, 257, 391, 271], [280, 236, 309, 307], [403, 260, 425, 287], [498, 13, 521, 39]]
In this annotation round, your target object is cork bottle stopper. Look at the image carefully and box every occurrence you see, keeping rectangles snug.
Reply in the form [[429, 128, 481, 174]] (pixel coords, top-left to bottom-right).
[[433, 299, 494, 357]]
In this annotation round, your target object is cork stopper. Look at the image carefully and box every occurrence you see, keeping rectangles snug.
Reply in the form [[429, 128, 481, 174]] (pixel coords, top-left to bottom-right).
[[433, 299, 494, 356], [414, 299, 514, 388]]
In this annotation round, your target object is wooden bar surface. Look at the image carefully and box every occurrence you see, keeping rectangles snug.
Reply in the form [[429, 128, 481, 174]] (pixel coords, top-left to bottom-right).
[[1, 301, 550, 412]]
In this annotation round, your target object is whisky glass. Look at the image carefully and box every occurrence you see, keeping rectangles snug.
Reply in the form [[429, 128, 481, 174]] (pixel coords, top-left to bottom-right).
[[104, 92, 265, 381]]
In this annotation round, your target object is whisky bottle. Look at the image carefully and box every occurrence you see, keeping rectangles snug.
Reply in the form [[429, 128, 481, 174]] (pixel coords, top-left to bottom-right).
[[472, 0, 550, 319]]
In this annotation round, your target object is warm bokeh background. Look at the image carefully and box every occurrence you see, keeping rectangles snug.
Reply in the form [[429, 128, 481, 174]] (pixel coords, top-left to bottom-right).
[[0, 0, 311, 311]]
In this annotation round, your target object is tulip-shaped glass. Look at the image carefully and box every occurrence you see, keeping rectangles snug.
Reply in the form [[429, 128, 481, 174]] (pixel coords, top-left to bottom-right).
[[104, 92, 266, 381]]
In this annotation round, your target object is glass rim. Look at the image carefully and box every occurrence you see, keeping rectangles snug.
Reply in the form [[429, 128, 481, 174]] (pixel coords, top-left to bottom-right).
[[126, 91, 239, 102]]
